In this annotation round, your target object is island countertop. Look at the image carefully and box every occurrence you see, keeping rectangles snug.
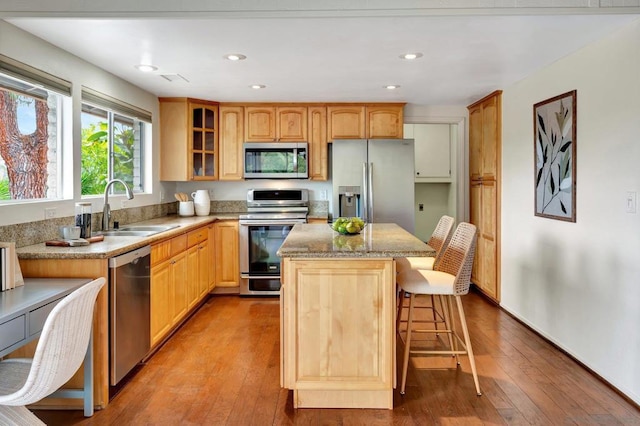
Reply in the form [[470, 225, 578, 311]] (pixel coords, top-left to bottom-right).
[[277, 223, 435, 258]]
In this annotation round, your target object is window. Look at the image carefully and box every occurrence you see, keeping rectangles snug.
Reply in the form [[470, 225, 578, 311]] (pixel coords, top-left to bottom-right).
[[0, 56, 70, 201], [81, 88, 151, 196]]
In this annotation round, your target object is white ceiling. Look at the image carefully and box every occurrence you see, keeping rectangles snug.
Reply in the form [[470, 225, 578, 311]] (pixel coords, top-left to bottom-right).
[[5, 13, 639, 105]]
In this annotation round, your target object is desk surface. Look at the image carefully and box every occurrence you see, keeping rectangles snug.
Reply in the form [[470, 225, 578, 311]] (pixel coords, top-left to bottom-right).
[[0, 278, 91, 325]]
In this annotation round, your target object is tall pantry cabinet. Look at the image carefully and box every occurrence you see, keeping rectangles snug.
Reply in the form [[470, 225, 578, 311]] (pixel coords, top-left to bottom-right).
[[468, 91, 501, 302]]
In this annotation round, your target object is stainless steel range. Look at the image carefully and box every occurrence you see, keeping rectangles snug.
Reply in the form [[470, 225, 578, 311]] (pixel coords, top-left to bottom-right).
[[239, 188, 309, 296]]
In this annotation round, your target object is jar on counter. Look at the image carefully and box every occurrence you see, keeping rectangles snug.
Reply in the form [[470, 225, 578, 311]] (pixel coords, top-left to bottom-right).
[[75, 202, 92, 238]]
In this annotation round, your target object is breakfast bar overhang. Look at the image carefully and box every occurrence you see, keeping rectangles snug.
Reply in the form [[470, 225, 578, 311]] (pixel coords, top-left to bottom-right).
[[277, 223, 435, 409]]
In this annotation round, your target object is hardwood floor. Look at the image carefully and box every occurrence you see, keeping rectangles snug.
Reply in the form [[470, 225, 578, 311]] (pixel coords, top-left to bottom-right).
[[35, 291, 640, 425]]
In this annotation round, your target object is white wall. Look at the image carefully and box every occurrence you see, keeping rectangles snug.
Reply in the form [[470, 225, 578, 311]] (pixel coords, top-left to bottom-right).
[[501, 18, 640, 404], [0, 21, 165, 226]]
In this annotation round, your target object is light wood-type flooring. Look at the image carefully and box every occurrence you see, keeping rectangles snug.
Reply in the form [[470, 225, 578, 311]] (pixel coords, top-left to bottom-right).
[[35, 291, 640, 425]]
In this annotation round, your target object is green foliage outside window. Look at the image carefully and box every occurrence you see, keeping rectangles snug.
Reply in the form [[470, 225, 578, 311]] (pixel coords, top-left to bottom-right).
[[81, 110, 139, 196]]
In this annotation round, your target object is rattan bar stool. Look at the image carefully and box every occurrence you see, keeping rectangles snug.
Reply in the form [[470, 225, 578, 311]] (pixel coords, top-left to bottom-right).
[[396, 222, 481, 396], [396, 215, 455, 334]]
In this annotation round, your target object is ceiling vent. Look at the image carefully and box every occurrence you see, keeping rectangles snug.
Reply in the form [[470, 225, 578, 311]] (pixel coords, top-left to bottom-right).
[[160, 74, 189, 83]]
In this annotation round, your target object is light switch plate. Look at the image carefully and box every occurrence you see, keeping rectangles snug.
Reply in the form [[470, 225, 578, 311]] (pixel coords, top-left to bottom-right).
[[626, 191, 636, 213]]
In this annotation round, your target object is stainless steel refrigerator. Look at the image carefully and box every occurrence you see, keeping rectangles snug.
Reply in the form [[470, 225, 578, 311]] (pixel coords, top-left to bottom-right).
[[332, 139, 415, 234]]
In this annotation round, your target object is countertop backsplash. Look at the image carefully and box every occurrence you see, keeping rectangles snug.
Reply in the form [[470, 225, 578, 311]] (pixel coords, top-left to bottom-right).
[[1, 199, 329, 248]]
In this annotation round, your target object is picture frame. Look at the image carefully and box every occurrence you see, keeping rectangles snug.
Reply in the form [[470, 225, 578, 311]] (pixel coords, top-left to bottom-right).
[[534, 90, 577, 222]]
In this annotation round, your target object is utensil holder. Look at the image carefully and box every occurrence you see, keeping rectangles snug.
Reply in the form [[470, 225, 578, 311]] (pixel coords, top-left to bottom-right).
[[178, 201, 194, 216]]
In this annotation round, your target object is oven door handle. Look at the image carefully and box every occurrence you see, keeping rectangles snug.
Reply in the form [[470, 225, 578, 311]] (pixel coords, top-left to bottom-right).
[[241, 274, 281, 279], [239, 220, 306, 226]]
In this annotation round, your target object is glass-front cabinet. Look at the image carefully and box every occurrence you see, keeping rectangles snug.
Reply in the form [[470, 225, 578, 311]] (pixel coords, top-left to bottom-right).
[[160, 98, 219, 181], [191, 104, 217, 179]]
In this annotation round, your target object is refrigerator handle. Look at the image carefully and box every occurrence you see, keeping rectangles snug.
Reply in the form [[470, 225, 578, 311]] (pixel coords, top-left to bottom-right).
[[368, 163, 374, 223], [362, 162, 369, 222]]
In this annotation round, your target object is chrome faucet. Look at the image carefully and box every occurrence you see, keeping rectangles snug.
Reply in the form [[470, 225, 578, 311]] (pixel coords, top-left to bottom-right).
[[102, 179, 134, 231]]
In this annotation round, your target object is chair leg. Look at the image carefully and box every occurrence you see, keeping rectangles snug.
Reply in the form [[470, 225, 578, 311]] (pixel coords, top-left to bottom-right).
[[455, 295, 481, 396], [440, 295, 457, 362], [396, 289, 405, 333], [430, 295, 439, 334], [400, 293, 416, 395]]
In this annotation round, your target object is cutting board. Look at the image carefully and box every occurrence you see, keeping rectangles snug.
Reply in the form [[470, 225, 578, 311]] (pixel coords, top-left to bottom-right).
[[45, 235, 105, 247]]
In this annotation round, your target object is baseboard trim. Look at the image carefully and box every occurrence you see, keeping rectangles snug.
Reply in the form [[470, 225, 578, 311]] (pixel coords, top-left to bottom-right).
[[471, 288, 640, 411]]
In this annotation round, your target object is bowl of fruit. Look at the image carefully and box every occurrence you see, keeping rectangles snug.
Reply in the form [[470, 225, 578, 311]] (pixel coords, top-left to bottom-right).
[[331, 217, 366, 235]]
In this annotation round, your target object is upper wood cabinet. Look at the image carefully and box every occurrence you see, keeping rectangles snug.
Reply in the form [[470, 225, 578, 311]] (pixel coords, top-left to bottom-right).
[[219, 106, 244, 181], [328, 104, 404, 141], [245, 106, 308, 142], [308, 106, 328, 181], [366, 105, 404, 139], [327, 106, 365, 140], [469, 94, 500, 182], [277, 107, 307, 141], [159, 97, 219, 181]]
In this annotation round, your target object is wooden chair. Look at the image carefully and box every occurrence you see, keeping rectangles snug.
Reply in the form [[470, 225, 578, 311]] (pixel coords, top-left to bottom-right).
[[396, 222, 481, 396], [0, 277, 105, 425]]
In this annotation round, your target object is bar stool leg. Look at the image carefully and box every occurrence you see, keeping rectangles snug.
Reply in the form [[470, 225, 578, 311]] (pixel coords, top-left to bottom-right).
[[400, 293, 416, 395], [455, 295, 481, 396], [396, 289, 405, 333]]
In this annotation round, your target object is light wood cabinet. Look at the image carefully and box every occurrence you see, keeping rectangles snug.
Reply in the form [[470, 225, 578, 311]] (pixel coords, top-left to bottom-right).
[[170, 252, 188, 323], [277, 106, 307, 141], [159, 98, 219, 181], [468, 90, 501, 302], [214, 220, 240, 287], [367, 105, 404, 139], [187, 227, 209, 307], [207, 224, 216, 291], [151, 235, 188, 347], [327, 106, 365, 140], [245, 106, 308, 142], [281, 257, 395, 409], [308, 106, 328, 181], [219, 106, 244, 181], [328, 104, 405, 141], [150, 261, 172, 348], [150, 224, 213, 347], [245, 106, 276, 141]]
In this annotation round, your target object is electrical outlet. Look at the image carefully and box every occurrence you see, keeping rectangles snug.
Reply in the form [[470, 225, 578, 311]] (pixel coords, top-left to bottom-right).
[[160, 191, 165, 201], [44, 207, 57, 219], [208, 189, 215, 198], [121, 199, 128, 209], [320, 190, 328, 200], [418, 203, 424, 212]]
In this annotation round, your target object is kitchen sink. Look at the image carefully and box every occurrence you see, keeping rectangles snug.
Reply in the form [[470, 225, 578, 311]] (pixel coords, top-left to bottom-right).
[[99, 225, 180, 237]]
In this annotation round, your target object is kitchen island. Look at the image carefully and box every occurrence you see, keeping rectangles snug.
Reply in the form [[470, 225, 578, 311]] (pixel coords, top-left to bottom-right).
[[277, 223, 435, 409]]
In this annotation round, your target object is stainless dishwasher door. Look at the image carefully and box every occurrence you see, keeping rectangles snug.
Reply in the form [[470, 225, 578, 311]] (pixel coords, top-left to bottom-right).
[[109, 245, 151, 386]]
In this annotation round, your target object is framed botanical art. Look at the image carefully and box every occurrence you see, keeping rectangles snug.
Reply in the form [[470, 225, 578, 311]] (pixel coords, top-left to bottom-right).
[[534, 90, 577, 222]]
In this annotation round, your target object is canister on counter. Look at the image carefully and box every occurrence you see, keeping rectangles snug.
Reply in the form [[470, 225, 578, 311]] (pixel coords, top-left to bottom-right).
[[75, 202, 92, 238]]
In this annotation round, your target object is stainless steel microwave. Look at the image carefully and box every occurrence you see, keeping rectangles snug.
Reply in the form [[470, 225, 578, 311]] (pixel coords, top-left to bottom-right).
[[243, 142, 309, 179]]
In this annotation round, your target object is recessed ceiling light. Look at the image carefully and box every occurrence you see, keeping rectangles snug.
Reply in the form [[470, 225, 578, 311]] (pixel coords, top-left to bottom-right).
[[250, 84, 266, 89], [384, 85, 400, 90], [399, 53, 423, 60], [224, 54, 247, 61], [134, 64, 158, 72]]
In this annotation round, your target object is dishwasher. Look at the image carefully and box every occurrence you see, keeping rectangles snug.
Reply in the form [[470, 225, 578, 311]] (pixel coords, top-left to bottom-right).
[[109, 245, 151, 386]]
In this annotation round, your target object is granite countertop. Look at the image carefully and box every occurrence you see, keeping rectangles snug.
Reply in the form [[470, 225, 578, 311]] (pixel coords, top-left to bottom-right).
[[17, 213, 242, 260], [277, 223, 436, 258]]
